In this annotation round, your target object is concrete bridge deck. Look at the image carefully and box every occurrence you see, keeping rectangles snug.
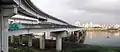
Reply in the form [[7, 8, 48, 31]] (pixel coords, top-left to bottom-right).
[[8, 23, 83, 35]]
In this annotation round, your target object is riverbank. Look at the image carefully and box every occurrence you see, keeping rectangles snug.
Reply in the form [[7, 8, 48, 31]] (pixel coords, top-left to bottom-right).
[[86, 30, 120, 33], [85, 28, 120, 32], [62, 42, 120, 52], [9, 41, 120, 52], [32, 42, 120, 52]]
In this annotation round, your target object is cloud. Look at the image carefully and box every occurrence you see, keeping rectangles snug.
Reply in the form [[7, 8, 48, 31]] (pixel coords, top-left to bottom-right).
[[31, 0, 120, 24]]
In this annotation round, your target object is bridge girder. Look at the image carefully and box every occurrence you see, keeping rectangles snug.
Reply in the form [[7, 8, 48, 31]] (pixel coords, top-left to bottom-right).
[[1, 0, 69, 25]]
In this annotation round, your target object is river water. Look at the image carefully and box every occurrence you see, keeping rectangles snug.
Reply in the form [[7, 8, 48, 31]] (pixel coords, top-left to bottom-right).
[[84, 31, 120, 47]]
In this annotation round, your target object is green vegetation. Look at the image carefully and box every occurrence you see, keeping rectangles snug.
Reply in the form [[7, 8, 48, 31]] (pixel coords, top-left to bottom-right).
[[9, 35, 34, 52], [9, 47, 33, 52], [62, 47, 120, 52]]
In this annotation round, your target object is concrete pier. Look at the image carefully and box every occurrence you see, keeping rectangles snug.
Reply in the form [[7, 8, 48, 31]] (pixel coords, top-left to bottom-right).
[[51, 31, 67, 51], [39, 33, 45, 49], [56, 34, 62, 52], [0, 17, 9, 52], [0, 5, 17, 52], [10, 35, 14, 43], [76, 30, 86, 43], [28, 35, 32, 47]]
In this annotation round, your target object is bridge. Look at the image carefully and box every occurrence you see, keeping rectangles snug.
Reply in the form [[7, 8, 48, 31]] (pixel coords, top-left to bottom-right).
[[0, 0, 84, 52]]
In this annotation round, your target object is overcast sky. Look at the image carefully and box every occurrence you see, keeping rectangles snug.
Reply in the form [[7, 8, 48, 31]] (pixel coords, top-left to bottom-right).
[[31, 0, 120, 24]]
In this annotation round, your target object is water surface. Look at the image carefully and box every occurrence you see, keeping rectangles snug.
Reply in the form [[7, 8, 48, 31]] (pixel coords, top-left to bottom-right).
[[84, 31, 120, 47]]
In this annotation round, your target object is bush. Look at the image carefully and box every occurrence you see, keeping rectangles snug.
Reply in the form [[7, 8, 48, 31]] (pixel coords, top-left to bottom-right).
[[62, 47, 120, 52], [99, 49, 118, 52], [9, 47, 33, 52]]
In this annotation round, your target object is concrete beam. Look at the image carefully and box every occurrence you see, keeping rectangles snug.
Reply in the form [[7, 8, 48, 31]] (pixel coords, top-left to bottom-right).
[[7, 28, 83, 36], [22, 28, 82, 33], [1, 5, 17, 17], [10, 17, 38, 22]]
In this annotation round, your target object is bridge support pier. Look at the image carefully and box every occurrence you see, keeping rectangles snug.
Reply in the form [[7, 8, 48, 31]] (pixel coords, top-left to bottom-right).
[[39, 33, 45, 49], [0, 17, 9, 52], [56, 34, 62, 52], [0, 5, 17, 52], [10, 35, 14, 43], [76, 31, 80, 40], [51, 31, 67, 52], [28, 35, 32, 47], [76, 31, 81, 43]]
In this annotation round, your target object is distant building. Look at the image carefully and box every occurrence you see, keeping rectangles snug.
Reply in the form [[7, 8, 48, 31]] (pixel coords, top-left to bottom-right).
[[74, 21, 81, 27], [74, 21, 120, 28]]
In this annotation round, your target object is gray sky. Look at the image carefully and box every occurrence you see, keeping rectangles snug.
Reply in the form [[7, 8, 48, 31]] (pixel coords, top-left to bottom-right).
[[31, 0, 120, 24]]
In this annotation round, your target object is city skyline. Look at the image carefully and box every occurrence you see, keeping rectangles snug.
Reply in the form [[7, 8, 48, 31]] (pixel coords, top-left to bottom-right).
[[74, 21, 120, 25], [74, 21, 120, 28]]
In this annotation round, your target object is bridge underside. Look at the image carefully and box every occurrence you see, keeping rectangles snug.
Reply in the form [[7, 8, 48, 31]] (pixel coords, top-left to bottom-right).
[[9, 27, 82, 36]]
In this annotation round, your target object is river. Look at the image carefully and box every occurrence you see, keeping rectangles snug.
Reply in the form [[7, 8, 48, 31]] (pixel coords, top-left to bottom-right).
[[84, 31, 120, 47]]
